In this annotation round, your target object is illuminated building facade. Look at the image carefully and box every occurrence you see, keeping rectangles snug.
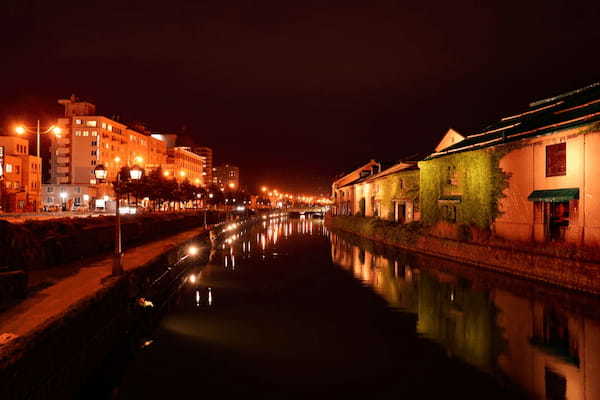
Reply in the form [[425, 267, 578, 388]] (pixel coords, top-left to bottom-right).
[[0, 136, 42, 212], [423, 83, 600, 245], [163, 147, 205, 185], [213, 164, 239, 190], [192, 146, 213, 186]]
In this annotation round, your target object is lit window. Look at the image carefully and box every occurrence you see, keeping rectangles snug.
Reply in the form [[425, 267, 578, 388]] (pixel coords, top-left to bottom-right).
[[101, 122, 107, 129], [75, 131, 82, 136], [108, 125, 113, 132], [92, 131, 97, 136], [83, 131, 89, 136], [86, 120, 97, 127], [75, 119, 82, 125]]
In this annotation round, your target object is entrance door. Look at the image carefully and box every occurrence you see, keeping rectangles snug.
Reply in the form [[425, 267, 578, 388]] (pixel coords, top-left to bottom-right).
[[544, 201, 569, 241], [394, 202, 406, 224]]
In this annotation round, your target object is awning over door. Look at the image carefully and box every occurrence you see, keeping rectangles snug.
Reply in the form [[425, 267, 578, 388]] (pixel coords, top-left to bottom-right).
[[527, 188, 579, 202]]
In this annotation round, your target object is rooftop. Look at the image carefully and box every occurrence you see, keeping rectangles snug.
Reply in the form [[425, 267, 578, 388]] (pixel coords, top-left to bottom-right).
[[427, 82, 600, 160]]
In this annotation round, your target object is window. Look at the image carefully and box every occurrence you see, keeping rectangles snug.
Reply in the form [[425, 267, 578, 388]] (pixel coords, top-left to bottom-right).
[[91, 141, 97, 147], [75, 187, 81, 193], [47, 186, 53, 193], [75, 119, 82, 125], [86, 120, 97, 127], [447, 166, 458, 185], [92, 131, 98, 136], [83, 131, 89, 136], [546, 142, 567, 177], [75, 130, 82, 136], [101, 122, 107, 129], [15, 165, 20, 174], [91, 150, 97, 156], [108, 125, 113, 131], [91, 160, 97, 166], [47, 197, 53, 203]]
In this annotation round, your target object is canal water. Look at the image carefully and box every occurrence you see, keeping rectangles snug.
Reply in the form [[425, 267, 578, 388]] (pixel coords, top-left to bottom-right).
[[87, 216, 600, 399]]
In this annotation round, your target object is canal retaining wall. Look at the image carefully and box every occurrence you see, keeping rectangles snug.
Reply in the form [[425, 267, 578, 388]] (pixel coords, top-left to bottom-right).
[[0, 211, 225, 271], [326, 216, 600, 295], [0, 228, 211, 400]]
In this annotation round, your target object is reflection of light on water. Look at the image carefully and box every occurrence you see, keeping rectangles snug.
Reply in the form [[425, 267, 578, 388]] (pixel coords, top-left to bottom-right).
[[232, 255, 235, 270], [208, 288, 213, 306], [189, 274, 196, 284], [196, 290, 200, 307], [224, 256, 228, 268]]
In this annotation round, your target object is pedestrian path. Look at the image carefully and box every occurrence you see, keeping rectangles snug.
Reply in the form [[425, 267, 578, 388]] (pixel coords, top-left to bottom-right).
[[0, 226, 209, 345]]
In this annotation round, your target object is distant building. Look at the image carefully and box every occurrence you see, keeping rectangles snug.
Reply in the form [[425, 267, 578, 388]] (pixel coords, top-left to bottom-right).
[[163, 147, 205, 186], [213, 164, 239, 190], [53, 95, 167, 186], [0, 136, 42, 212], [50, 95, 168, 209], [42, 184, 98, 211], [192, 146, 213, 186]]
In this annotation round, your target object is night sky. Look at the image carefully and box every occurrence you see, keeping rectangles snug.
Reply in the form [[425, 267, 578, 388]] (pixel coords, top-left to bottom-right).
[[2, 0, 599, 194]]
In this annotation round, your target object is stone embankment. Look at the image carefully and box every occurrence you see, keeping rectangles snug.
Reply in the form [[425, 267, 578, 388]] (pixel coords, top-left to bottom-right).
[[326, 216, 600, 295], [0, 215, 241, 400], [0, 211, 225, 271]]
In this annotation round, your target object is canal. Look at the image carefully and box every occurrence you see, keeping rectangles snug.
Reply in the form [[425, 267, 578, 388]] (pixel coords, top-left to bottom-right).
[[84, 216, 600, 399]]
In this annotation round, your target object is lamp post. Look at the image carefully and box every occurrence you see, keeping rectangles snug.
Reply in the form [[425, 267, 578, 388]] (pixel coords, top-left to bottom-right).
[[59, 191, 68, 211], [94, 164, 143, 276], [15, 122, 62, 158]]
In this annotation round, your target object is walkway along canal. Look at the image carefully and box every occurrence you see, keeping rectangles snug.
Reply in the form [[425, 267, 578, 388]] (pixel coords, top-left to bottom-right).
[[84, 215, 600, 399]]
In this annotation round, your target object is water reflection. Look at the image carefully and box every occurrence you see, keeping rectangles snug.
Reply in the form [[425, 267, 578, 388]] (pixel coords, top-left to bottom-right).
[[330, 232, 600, 400]]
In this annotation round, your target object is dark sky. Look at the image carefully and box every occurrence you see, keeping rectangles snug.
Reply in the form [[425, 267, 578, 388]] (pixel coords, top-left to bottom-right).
[[1, 0, 599, 194]]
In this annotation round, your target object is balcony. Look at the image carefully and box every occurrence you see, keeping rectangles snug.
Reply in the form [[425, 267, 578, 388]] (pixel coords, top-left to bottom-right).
[[57, 157, 69, 164], [56, 167, 69, 173]]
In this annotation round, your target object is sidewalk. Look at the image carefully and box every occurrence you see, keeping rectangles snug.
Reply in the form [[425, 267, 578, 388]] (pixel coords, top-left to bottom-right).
[[0, 225, 209, 344]]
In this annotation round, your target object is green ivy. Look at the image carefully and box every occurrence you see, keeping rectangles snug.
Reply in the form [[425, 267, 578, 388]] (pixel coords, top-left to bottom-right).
[[418, 148, 510, 229], [374, 170, 420, 220]]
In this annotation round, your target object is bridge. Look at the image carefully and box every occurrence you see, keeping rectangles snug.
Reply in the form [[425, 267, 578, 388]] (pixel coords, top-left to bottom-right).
[[286, 207, 328, 218]]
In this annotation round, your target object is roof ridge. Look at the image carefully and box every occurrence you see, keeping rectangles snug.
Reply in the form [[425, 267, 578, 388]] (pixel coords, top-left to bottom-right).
[[529, 82, 600, 108]]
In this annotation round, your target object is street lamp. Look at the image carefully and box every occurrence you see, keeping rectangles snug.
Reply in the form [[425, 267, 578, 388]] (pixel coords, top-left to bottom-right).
[[94, 163, 143, 275], [59, 191, 68, 211], [15, 122, 62, 158]]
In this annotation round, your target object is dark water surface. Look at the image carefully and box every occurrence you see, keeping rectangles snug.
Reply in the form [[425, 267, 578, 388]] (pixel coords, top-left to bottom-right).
[[91, 217, 600, 399]]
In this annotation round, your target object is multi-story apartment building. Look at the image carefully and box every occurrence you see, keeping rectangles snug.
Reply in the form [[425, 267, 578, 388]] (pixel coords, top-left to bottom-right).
[[213, 164, 239, 190], [45, 95, 168, 210], [163, 147, 205, 185], [0, 136, 42, 212], [192, 146, 213, 186]]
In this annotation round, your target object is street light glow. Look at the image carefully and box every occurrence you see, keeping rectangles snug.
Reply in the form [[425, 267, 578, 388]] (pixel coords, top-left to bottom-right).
[[188, 245, 199, 256], [51, 126, 62, 135], [59, 192, 68, 199], [15, 126, 26, 135]]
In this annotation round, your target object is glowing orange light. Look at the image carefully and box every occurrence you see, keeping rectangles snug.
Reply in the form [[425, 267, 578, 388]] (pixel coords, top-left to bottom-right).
[[163, 170, 170, 177], [228, 182, 235, 189], [15, 126, 26, 135], [114, 156, 121, 163], [179, 170, 186, 177], [135, 156, 144, 164], [51, 126, 62, 135]]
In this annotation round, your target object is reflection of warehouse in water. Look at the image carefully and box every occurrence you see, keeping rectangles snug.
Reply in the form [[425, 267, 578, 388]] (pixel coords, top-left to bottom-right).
[[330, 232, 600, 399]]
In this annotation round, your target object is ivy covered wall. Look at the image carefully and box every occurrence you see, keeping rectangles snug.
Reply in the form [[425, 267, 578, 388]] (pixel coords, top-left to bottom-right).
[[418, 148, 510, 229], [374, 169, 420, 220]]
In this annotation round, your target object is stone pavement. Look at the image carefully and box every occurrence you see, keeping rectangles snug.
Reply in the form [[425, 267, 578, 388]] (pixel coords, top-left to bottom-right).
[[0, 225, 209, 345]]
